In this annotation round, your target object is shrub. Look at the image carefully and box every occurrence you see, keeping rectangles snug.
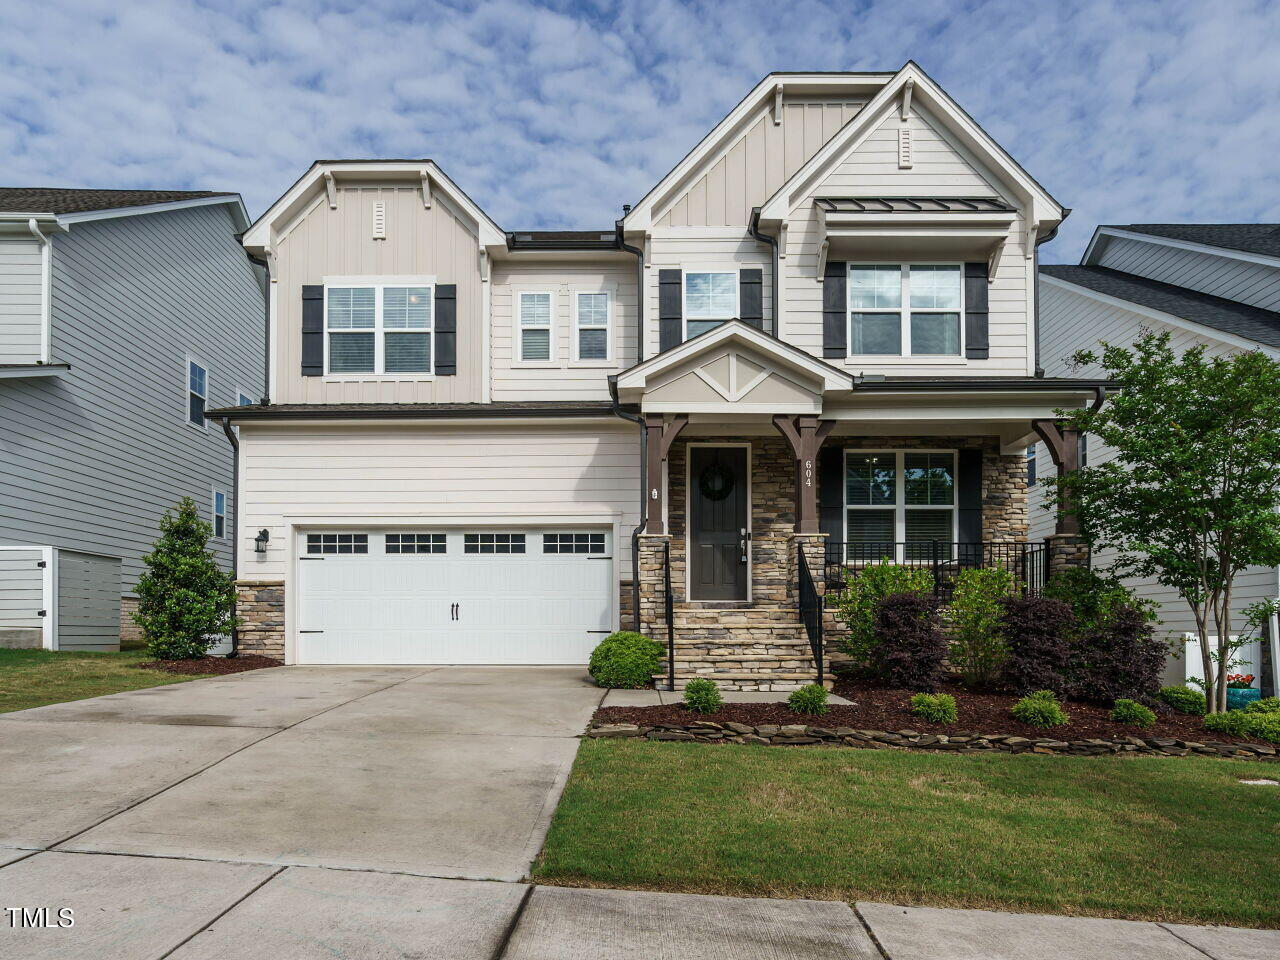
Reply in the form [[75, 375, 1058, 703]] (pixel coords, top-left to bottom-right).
[[832, 563, 934, 668], [869, 593, 949, 690], [1157, 685, 1207, 716], [945, 566, 1015, 688], [787, 683, 830, 716], [1249, 714, 1280, 744], [1245, 697, 1280, 714], [682, 678, 723, 714], [1043, 567, 1156, 630], [1110, 698, 1157, 727], [1203, 702, 1280, 743], [1011, 689, 1070, 728], [1203, 710, 1253, 739], [587, 631, 664, 689], [135, 498, 239, 661], [999, 595, 1075, 695], [910, 692, 958, 725]]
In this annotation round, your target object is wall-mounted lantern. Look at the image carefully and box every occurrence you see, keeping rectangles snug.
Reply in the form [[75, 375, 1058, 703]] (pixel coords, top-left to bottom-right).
[[253, 529, 270, 554]]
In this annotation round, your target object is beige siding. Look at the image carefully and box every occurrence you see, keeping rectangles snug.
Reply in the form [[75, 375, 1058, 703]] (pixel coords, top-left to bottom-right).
[[1096, 235, 1280, 312], [658, 98, 865, 228], [491, 260, 636, 401], [273, 184, 484, 404], [0, 237, 44, 363], [237, 421, 642, 581]]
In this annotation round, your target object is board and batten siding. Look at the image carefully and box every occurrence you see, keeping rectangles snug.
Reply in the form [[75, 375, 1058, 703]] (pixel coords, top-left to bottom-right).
[[0, 203, 263, 588], [658, 97, 866, 229], [236, 422, 642, 582], [491, 261, 636, 401], [0, 237, 44, 363], [1094, 235, 1280, 313], [272, 184, 484, 405], [1030, 278, 1280, 682]]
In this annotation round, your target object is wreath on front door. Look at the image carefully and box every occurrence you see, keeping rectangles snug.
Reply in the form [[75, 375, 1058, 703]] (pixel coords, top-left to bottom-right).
[[698, 461, 735, 501]]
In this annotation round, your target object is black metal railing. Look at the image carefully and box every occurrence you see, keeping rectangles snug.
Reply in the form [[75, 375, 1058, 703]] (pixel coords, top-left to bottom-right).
[[797, 545, 824, 684], [823, 541, 1047, 600], [663, 539, 675, 692]]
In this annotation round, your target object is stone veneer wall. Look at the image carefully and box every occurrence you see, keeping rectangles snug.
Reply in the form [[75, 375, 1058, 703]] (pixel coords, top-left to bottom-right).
[[120, 596, 142, 649], [235, 580, 285, 659]]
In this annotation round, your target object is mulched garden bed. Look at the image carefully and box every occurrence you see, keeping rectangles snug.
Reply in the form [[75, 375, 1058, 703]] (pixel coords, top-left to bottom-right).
[[594, 680, 1259, 745], [133, 655, 283, 676]]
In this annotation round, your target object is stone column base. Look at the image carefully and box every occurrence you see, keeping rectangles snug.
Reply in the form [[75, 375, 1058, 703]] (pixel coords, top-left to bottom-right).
[[1045, 534, 1090, 579], [236, 580, 285, 660]]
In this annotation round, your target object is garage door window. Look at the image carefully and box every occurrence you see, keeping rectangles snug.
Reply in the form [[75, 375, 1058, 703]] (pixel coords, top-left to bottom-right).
[[464, 533, 526, 554], [544, 533, 606, 554], [386, 533, 446, 554], [307, 533, 369, 555]]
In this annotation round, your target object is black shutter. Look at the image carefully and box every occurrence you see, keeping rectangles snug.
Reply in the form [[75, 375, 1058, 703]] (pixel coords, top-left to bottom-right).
[[964, 262, 989, 360], [301, 285, 324, 377], [434, 284, 457, 376], [738, 269, 763, 329], [658, 269, 682, 352], [822, 260, 847, 358], [957, 448, 983, 559], [818, 445, 844, 547]]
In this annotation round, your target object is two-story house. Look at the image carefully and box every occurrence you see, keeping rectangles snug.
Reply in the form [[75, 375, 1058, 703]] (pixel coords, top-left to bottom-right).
[[1031, 223, 1280, 697], [0, 189, 265, 651], [215, 63, 1105, 689]]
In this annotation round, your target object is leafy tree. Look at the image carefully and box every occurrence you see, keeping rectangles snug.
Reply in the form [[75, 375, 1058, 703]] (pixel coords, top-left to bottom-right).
[[134, 497, 238, 660], [1048, 333, 1280, 712]]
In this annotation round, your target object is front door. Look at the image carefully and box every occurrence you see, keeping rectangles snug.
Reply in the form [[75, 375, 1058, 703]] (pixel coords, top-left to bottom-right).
[[689, 446, 749, 600]]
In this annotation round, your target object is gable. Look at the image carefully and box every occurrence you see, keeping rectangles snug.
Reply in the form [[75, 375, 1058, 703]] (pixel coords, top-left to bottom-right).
[[643, 344, 823, 412]]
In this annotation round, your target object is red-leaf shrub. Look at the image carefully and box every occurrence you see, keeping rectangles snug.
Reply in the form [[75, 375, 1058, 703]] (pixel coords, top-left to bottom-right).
[[870, 593, 948, 691], [999, 596, 1075, 695], [1070, 603, 1165, 703]]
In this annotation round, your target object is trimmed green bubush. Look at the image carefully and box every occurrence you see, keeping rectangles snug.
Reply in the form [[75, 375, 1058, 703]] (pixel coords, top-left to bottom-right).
[[1158, 685, 1207, 716], [682, 678, 723, 714], [1011, 690, 1070, 728], [787, 683, 830, 716], [910, 692, 958, 725], [946, 566, 1015, 688], [587, 632, 664, 689], [1110, 698, 1157, 727], [832, 563, 934, 668], [1245, 696, 1280, 714], [1203, 711, 1253, 738]]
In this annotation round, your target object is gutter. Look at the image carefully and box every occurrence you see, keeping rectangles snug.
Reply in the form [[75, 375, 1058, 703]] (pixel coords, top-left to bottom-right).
[[218, 416, 240, 658], [609, 375, 646, 633], [206, 403, 624, 421], [748, 207, 779, 336], [615, 216, 645, 363]]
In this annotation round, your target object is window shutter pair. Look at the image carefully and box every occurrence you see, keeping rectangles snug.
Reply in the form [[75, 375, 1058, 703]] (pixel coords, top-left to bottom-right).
[[299, 285, 457, 377], [655, 268, 765, 355]]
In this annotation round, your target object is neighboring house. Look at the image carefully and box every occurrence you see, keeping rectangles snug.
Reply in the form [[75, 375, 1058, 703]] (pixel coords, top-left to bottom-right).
[[0, 189, 266, 651], [1031, 223, 1280, 695], [216, 62, 1104, 689]]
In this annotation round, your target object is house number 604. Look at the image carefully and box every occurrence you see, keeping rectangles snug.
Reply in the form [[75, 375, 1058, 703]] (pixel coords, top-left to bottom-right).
[[803, 459, 814, 487]]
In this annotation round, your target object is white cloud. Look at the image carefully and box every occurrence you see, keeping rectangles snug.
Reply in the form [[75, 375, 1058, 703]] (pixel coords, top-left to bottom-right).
[[1, 0, 1277, 260]]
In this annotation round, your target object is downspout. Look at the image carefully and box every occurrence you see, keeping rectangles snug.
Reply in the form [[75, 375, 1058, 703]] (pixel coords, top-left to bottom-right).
[[609, 375, 646, 633], [219, 417, 240, 657], [748, 207, 778, 335], [1032, 211, 1068, 378], [615, 214, 645, 363]]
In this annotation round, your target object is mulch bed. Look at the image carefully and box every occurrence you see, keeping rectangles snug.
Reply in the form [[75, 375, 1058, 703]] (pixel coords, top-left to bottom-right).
[[133, 655, 284, 676], [594, 680, 1258, 745]]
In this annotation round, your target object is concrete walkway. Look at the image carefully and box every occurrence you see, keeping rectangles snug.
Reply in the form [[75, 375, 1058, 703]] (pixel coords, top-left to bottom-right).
[[0, 666, 1274, 959]]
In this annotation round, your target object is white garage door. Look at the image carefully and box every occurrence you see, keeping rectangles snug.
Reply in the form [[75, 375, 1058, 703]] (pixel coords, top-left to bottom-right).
[[296, 529, 614, 665]]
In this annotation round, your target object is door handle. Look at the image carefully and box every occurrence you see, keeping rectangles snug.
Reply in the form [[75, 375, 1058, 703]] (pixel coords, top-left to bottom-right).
[[740, 527, 751, 562]]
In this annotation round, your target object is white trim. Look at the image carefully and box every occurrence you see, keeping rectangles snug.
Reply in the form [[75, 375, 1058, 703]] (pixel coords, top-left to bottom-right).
[[212, 486, 229, 541], [571, 289, 613, 364], [480, 250, 492, 403], [515, 289, 557, 364], [267, 273, 279, 399], [846, 262, 965, 358], [685, 442, 753, 602], [27, 218, 52, 363], [185, 355, 210, 431], [682, 269, 739, 341], [1084, 226, 1280, 271], [56, 195, 250, 232], [0, 545, 56, 649], [322, 277, 436, 378], [0, 365, 67, 380], [842, 448, 959, 558]]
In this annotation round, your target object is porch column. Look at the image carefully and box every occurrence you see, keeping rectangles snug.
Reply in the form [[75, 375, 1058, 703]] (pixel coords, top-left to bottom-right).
[[644, 414, 688, 534], [1032, 419, 1090, 575], [772, 415, 835, 533]]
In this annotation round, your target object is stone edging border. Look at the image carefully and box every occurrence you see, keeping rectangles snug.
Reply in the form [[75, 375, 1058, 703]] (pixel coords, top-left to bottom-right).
[[586, 721, 1280, 761]]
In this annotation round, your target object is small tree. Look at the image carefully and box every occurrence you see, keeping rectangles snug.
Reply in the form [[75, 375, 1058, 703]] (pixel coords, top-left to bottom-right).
[[1049, 333, 1280, 712], [134, 497, 238, 660]]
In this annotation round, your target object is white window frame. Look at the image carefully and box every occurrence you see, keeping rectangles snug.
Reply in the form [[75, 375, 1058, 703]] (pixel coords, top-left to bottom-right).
[[212, 487, 228, 540], [847, 263, 965, 358], [571, 290, 612, 364], [516, 289, 557, 364], [236, 389, 255, 407], [682, 270, 739, 341], [322, 276, 435, 379], [842, 449, 959, 560], [185, 356, 209, 430]]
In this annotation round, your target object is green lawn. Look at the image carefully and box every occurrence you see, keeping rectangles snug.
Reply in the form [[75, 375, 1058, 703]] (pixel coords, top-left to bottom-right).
[[0, 648, 215, 713], [535, 739, 1280, 928]]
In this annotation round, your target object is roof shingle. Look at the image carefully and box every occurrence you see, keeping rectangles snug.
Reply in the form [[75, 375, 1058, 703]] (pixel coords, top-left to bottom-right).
[[1112, 223, 1280, 259], [0, 188, 237, 216]]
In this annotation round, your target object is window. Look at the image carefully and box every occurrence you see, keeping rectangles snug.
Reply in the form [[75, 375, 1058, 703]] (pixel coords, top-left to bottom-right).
[[1027, 445, 1037, 486], [544, 532, 606, 554], [187, 360, 207, 426], [325, 283, 432, 375], [212, 489, 227, 539], [386, 533, 446, 555], [464, 533, 526, 554], [1079, 433, 1088, 468], [684, 272, 737, 339], [848, 264, 962, 357], [518, 292, 554, 361], [845, 451, 956, 561], [574, 292, 610, 361], [306, 533, 369, 555], [237, 391, 255, 407]]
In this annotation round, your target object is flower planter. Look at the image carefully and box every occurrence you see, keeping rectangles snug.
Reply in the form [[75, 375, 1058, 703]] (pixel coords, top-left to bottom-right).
[[1226, 687, 1261, 711]]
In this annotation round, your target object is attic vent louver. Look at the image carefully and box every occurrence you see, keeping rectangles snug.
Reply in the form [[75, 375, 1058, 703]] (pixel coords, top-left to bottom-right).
[[372, 201, 386, 240], [897, 128, 912, 169]]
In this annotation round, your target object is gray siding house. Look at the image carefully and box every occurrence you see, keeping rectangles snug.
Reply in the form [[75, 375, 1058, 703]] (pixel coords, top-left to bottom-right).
[[0, 189, 265, 650], [1030, 223, 1280, 695]]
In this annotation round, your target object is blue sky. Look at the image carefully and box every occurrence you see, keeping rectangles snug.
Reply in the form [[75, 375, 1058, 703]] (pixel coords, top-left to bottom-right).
[[2, 0, 1278, 261]]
